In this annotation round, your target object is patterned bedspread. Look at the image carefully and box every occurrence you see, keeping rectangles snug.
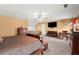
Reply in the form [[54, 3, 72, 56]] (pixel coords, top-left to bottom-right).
[[0, 36, 44, 55]]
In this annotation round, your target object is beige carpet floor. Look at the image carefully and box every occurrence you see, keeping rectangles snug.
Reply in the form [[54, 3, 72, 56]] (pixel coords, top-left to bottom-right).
[[43, 36, 71, 55]]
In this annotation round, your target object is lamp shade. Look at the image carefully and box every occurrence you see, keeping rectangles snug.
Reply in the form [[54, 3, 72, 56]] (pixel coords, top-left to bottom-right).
[[72, 17, 78, 24]]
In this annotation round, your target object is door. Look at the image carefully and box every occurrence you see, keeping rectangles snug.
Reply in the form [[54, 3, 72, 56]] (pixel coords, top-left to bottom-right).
[[41, 24, 46, 35]]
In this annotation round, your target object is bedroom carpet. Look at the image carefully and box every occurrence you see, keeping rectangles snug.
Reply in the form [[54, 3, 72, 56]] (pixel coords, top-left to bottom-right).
[[43, 36, 71, 55]]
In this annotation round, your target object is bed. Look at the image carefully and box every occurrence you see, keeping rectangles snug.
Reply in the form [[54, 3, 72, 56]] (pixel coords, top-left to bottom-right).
[[0, 36, 44, 55]]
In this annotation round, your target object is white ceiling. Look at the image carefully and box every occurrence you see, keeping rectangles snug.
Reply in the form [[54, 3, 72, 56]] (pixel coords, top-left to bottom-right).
[[0, 4, 79, 22]]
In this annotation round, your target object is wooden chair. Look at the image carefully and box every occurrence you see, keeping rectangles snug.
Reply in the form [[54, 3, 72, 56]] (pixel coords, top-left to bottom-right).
[[62, 31, 70, 40]]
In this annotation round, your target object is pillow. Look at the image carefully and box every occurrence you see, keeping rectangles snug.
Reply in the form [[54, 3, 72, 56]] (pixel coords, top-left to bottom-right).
[[0, 37, 3, 43]]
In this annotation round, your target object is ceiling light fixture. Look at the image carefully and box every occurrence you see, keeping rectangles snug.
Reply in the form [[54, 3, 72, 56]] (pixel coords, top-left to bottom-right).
[[35, 13, 47, 21], [33, 13, 48, 24]]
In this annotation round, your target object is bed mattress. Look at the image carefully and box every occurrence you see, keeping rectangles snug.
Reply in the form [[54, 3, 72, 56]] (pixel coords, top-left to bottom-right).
[[0, 36, 44, 55]]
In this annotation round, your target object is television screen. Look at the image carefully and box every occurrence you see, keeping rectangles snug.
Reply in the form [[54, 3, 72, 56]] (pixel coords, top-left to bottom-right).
[[48, 22, 57, 27]]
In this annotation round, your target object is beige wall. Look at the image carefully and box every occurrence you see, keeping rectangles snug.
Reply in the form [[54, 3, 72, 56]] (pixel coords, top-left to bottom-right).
[[0, 16, 28, 36], [57, 20, 71, 32], [35, 20, 72, 33], [35, 22, 48, 34], [47, 20, 72, 32], [35, 23, 41, 32]]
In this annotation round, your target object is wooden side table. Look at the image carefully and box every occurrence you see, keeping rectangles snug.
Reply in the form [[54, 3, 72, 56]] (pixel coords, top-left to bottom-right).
[[43, 41, 48, 51]]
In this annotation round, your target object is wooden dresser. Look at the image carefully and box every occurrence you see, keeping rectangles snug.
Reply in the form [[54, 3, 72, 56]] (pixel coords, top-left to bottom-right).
[[46, 31, 58, 37], [72, 32, 79, 55]]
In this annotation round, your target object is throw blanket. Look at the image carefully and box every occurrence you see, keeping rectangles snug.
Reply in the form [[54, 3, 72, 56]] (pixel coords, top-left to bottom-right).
[[0, 36, 44, 55]]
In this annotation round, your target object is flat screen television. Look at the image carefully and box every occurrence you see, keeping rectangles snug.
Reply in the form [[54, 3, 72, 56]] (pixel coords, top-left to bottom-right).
[[48, 22, 57, 28]]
